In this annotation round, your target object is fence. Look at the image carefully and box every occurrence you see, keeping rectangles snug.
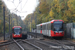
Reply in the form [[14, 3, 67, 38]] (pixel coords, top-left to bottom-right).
[[66, 23, 75, 39], [27, 32, 43, 39]]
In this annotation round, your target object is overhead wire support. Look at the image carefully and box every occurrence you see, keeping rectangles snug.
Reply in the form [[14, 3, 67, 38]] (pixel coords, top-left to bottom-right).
[[3, 6, 5, 41], [9, 14, 10, 37], [11, 14, 12, 32]]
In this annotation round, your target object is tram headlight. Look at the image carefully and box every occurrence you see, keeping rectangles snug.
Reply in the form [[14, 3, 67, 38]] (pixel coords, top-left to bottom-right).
[[14, 34, 16, 36]]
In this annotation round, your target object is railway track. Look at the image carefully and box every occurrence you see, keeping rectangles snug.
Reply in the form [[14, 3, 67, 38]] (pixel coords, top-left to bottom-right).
[[0, 38, 43, 50], [0, 39, 22, 50], [26, 36, 75, 50], [0, 37, 75, 50], [13, 39, 43, 50], [0, 39, 21, 46], [13, 39, 24, 50], [26, 39, 52, 50], [41, 38, 75, 50], [26, 32, 74, 50], [21, 40, 42, 50]]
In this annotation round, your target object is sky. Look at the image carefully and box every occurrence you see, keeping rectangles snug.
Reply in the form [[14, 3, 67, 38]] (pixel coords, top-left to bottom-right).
[[3, 0, 39, 20]]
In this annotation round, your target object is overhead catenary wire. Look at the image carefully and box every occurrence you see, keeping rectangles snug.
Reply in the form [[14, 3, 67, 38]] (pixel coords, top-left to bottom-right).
[[7, 0, 22, 13], [12, 0, 22, 11], [7, 0, 28, 13], [7, 0, 14, 3], [21, 0, 28, 11], [14, 0, 28, 13]]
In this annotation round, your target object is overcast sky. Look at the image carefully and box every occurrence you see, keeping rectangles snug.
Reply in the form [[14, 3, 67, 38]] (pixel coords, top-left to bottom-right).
[[3, 0, 39, 20]]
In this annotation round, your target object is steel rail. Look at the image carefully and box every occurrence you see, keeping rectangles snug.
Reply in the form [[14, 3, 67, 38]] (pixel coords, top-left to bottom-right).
[[13, 39, 24, 50], [36, 37, 74, 50], [48, 38, 74, 50], [22, 40, 42, 50], [0, 39, 21, 46], [0, 41, 14, 46], [36, 41, 49, 47]]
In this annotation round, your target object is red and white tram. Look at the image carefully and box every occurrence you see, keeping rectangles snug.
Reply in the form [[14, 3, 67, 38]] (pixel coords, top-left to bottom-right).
[[36, 20, 64, 37], [12, 26, 22, 38]]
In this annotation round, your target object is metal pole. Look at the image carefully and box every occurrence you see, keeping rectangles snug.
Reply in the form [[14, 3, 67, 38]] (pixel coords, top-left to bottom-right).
[[11, 15, 13, 39], [30, 17, 32, 32], [35, 14, 37, 28], [3, 6, 5, 41], [11, 15, 12, 32], [9, 14, 10, 35], [13, 21, 14, 26], [16, 15, 18, 26], [35, 15, 37, 27], [17, 16, 18, 26]]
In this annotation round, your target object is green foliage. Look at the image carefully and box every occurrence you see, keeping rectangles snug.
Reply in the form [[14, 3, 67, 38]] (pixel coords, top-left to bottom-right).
[[0, 0, 23, 33], [23, 0, 75, 31], [39, 0, 49, 14], [0, 0, 3, 33]]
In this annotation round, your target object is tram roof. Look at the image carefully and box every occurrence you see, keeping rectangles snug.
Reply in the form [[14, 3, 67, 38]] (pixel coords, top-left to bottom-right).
[[12, 26, 22, 28], [36, 20, 64, 26]]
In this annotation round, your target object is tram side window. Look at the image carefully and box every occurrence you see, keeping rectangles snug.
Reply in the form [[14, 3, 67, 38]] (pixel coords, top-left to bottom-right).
[[38, 26, 41, 30], [47, 24, 48, 30], [38, 26, 40, 30], [43, 25, 45, 30], [51, 23, 53, 30], [42, 25, 45, 30], [37, 26, 38, 30], [49, 23, 51, 30], [44, 25, 46, 30], [38, 26, 39, 30], [37, 26, 39, 30], [42, 25, 44, 30], [39, 26, 40, 30], [37, 25, 42, 30], [73, 23, 75, 28], [41, 26, 42, 30], [47, 23, 51, 30], [36, 27, 38, 30], [36, 26, 38, 30], [20, 29, 22, 33], [48, 24, 49, 30]]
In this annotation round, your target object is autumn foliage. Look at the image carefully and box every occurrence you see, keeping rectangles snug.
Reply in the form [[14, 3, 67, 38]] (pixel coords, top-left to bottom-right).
[[0, 1, 23, 33], [23, 0, 75, 31]]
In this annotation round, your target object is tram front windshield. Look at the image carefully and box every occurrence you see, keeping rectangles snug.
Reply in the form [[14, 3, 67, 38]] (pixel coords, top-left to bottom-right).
[[14, 28, 21, 34], [53, 21, 63, 31]]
